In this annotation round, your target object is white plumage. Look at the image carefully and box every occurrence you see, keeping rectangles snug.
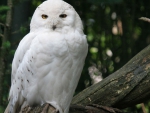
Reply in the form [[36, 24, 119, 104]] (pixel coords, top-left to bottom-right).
[[5, 0, 88, 113]]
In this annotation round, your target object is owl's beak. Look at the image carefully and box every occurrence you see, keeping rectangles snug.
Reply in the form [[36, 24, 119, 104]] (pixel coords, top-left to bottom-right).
[[52, 25, 56, 30]]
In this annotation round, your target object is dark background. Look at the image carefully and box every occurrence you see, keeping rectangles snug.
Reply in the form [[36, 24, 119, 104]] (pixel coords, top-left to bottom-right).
[[1, 0, 150, 112]]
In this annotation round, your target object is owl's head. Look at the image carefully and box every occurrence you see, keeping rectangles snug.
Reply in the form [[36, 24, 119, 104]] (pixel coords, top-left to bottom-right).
[[30, 0, 83, 33]]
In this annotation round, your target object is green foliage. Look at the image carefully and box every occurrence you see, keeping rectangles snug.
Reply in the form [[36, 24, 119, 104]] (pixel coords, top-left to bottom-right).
[[3, 41, 11, 49], [0, 5, 9, 12], [87, 0, 123, 4], [0, 106, 5, 113], [0, 15, 6, 22], [32, 0, 42, 6], [20, 26, 27, 34], [0, 5, 9, 22]]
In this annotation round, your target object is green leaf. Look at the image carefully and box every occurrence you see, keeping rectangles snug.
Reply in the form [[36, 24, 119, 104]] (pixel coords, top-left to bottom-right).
[[0, 15, 6, 22], [3, 41, 11, 48], [90, 47, 98, 53], [20, 26, 27, 34], [0, 106, 4, 113], [0, 6, 9, 12]]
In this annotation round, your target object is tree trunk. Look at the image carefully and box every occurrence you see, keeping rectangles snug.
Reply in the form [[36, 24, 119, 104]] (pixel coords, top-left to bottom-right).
[[0, 53, 5, 105], [19, 44, 150, 112], [0, 0, 13, 105]]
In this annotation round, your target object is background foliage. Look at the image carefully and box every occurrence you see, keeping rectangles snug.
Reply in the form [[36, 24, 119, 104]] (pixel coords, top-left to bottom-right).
[[0, 0, 150, 112]]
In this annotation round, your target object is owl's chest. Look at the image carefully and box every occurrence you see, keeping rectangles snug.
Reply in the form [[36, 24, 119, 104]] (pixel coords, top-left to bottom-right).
[[31, 32, 83, 57]]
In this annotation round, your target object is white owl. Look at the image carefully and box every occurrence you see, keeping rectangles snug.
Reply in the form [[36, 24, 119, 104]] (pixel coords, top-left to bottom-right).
[[4, 0, 88, 113]]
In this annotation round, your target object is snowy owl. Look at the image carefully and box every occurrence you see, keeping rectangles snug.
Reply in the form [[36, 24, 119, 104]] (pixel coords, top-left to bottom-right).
[[4, 0, 88, 113]]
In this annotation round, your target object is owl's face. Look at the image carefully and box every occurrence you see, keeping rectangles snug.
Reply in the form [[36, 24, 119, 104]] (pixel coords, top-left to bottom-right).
[[30, 0, 83, 33]]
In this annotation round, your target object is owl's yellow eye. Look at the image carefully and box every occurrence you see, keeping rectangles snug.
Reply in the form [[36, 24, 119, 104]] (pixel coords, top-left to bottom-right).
[[59, 14, 67, 18], [42, 14, 48, 19]]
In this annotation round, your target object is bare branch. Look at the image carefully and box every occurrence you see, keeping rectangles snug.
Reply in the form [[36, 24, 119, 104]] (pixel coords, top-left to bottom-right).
[[0, 23, 5, 27], [11, 30, 20, 34], [4, 0, 13, 42], [139, 17, 150, 23], [0, 34, 4, 38], [21, 104, 123, 113], [141, 103, 146, 113]]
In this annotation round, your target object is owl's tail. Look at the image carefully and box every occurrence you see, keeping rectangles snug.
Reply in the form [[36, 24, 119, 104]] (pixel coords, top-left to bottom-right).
[[4, 99, 20, 113], [4, 95, 23, 113], [4, 102, 10, 113]]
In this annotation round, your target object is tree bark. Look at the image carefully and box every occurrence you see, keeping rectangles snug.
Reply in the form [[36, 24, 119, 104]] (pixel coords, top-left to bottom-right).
[[0, 52, 5, 105], [72, 44, 150, 108], [21, 104, 123, 113], [19, 44, 150, 113]]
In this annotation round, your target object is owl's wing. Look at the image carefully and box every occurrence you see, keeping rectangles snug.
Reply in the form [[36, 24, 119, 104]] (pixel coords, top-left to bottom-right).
[[11, 33, 35, 83], [7, 33, 36, 113], [9, 32, 66, 113]]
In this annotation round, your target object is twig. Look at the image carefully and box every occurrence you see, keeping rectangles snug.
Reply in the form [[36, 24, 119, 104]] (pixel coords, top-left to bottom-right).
[[0, 23, 5, 27], [11, 30, 20, 34], [139, 17, 150, 23], [0, 34, 4, 38], [141, 103, 147, 113]]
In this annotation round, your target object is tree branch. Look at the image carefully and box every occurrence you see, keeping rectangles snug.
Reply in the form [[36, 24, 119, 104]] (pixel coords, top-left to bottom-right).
[[72, 44, 150, 108], [4, 0, 13, 42], [21, 104, 123, 113], [0, 34, 4, 38], [18, 44, 150, 113], [0, 23, 5, 27], [139, 17, 150, 23]]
